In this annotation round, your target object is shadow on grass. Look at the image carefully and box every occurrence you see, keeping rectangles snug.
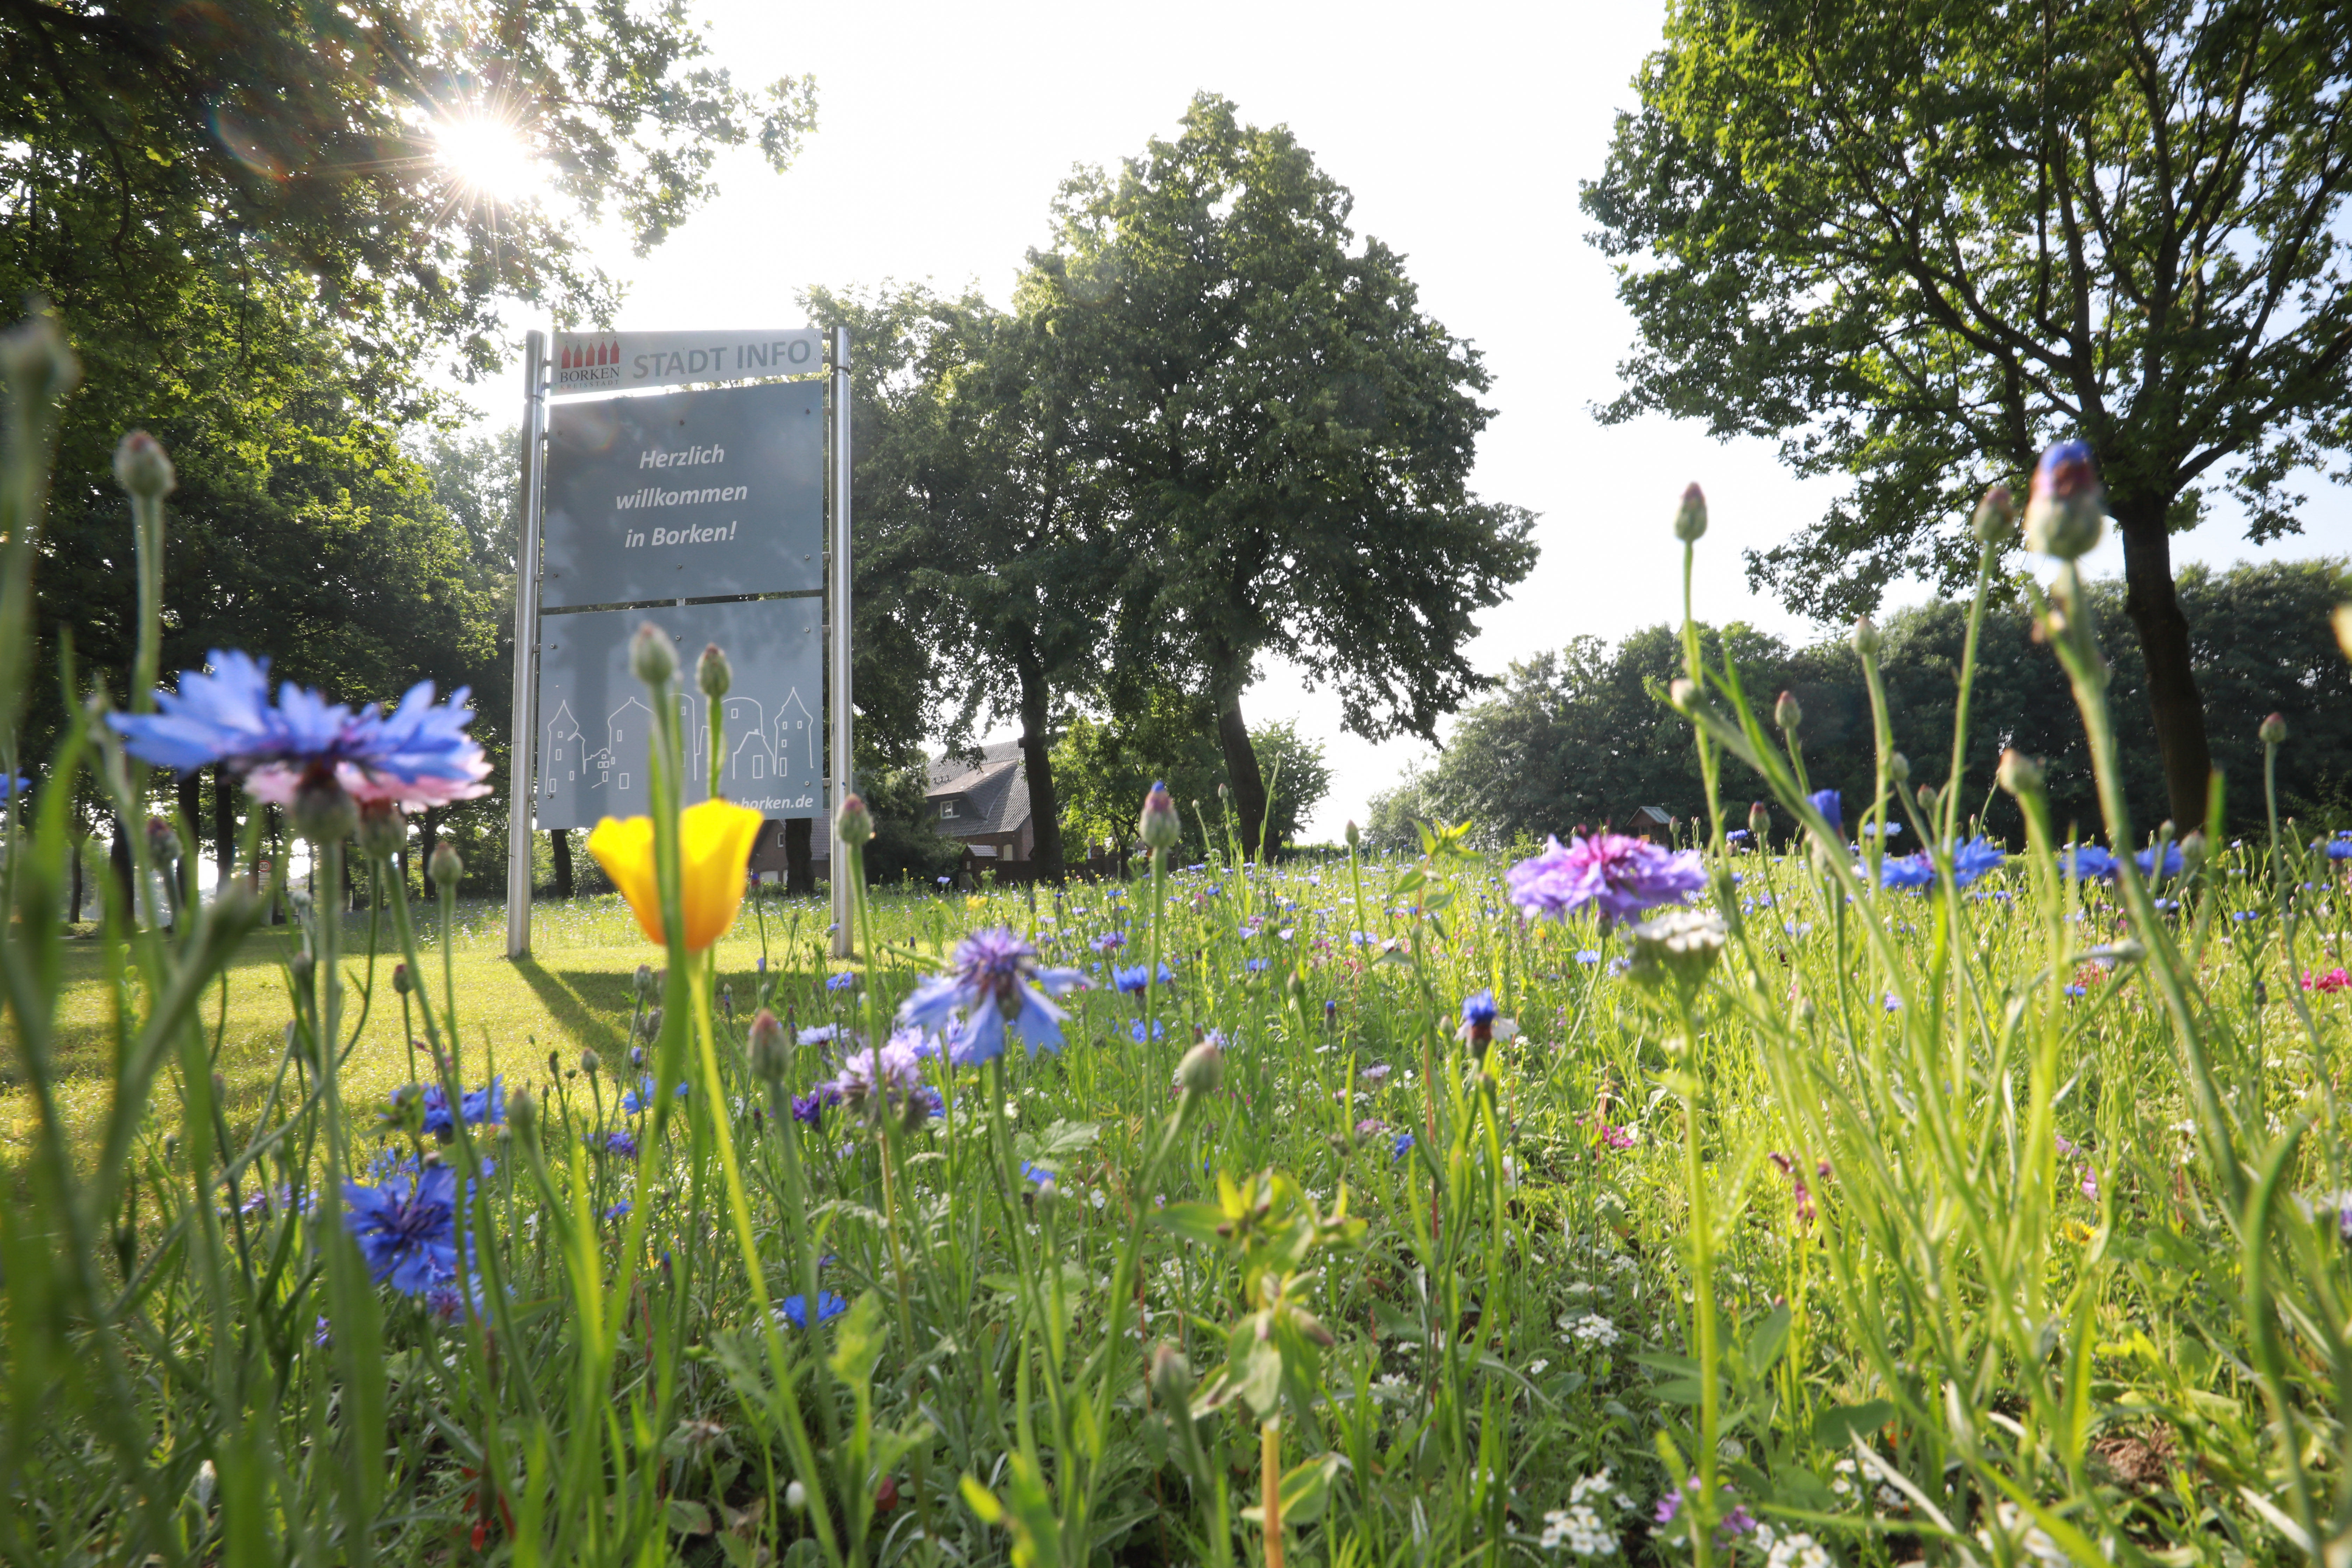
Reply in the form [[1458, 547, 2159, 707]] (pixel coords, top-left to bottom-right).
[[512, 959, 635, 1063]]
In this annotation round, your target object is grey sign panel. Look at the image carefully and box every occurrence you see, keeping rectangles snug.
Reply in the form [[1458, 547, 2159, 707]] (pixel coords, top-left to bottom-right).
[[534, 600, 824, 831], [541, 380, 823, 608]]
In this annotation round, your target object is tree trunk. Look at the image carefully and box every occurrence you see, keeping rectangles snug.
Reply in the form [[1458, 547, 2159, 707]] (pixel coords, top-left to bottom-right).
[[1212, 661, 1268, 861], [108, 813, 133, 908], [212, 762, 235, 886], [176, 770, 201, 854], [420, 806, 442, 898], [1013, 644, 1065, 880], [2116, 506, 2212, 832], [785, 817, 814, 896], [551, 828, 574, 899], [70, 834, 84, 922]]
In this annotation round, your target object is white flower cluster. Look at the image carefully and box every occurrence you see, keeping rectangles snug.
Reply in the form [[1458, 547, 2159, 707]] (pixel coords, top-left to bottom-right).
[[1541, 1470, 1633, 1556], [1561, 1312, 1622, 1348], [1764, 1532, 1832, 1568]]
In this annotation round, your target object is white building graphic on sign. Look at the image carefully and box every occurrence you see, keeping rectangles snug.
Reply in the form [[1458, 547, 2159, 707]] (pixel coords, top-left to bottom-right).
[[544, 688, 818, 813]]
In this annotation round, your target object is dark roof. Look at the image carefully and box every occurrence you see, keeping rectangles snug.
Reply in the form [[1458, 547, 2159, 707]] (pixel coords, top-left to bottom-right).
[[925, 741, 1030, 839], [1627, 805, 1674, 827]]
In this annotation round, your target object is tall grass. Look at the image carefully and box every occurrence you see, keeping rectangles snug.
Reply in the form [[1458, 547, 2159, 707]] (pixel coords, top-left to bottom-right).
[[4, 315, 2349, 1568]]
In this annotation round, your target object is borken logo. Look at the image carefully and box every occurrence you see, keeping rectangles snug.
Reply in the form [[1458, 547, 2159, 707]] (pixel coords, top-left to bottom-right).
[[556, 338, 622, 389]]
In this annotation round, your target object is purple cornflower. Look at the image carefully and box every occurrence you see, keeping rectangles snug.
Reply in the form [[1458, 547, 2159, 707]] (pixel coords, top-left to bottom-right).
[[1091, 931, 1126, 954], [822, 1032, 927, 1113], [604, 1129, 639, 1158], [1808, 789, 1843, 835], [778, 1291, 848, 1329], [1360, 1063, 1393, 1086], [602, 1200, 632, 1222], [109, 650, 490, 809], [1355, 1117, 1388, 1136], [897, 927, 1087, 1063], [341, 1164, 462, 1294], [1504, 832, 1706, 924], [789, 1089, 837, 1126]]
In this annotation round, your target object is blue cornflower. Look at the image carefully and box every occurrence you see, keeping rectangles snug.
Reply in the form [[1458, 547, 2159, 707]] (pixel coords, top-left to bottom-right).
[[1808, 789, 1843, 835], [1460, 989, 1498, 1030], [1243, 958, 1270, 973], [798, 1023, 842, 1046], [108, 650, 490, 809], [1575, 949, 1602, 965], [604, 1129, 640, 1158], [1113, 961, 1174, 994], [790, 1088, 839, 1126], [778, 1291, 848, 1329], [1391, 1132, 1415, 1163], [342, 1164, 462, 1294], [602, 1200, 632, 1222], [1020, 1161, 1057, 1188], [1862, 820, 1902, 839], [2137, 843, 2184, 878], [2325, 839, 2352, 862], [1949, 836, 2007, 887], [1884, 992, 1903, 1011], [825, 972, 855, 992], [1129, 1018, 1166, 1043], [2063, 984, 2087, 999], [2061, 845, 2119, 880], [0, 773, 29, 802], [1875, 853, 1935, 892], [897, 927, 1087, 1064], [620, 1076, 687, 1115], [1091, 931, 1126, 954]]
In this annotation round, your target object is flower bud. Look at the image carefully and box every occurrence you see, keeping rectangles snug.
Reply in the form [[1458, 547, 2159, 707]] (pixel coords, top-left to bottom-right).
[[145, 816, 179, 865], [1887, 751, 1910, 783], [1774, 690, 1802, 732], [2260, 712, 2288, 747], [1345, 820, 1360, 851], [2180, 830, 2209, 873], [507, 1086, 538, 1149], [428, 840, 463, 888], [1850, 615, 1881, 656], [1149, 1342, 1196, 1411], [1917, 783, 1938, 813], [290, 770, 357, 844], [786, 1480, 808, 1512], [1668, 677, 1700, 714], [1996, 748, 2044, 797], [579, 1048, 600, 1076], [1176, 1040, 1225, 1096], [1139, 781, 1181, 851], [634, 963, 654, 1000], [356, 799, 406, 860], [836, 792, 874, 847], [629, 622, 678, 686], [0, 313, 80, 408], [1673, 482, 1708, 543], [113, 430, 177, 502], [289, 952, 314, 989], [1747, 800, 1769, 842], [2022, 440, 2106, 560], [747, 1008, 790, 1084], [1031, 1177, 1061, 1221], [697, 642, 732, 700], [1971, 483, 2016, 545]]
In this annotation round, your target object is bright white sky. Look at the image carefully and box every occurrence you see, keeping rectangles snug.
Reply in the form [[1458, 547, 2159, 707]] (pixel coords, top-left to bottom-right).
[[453, 0, 2352, 842]]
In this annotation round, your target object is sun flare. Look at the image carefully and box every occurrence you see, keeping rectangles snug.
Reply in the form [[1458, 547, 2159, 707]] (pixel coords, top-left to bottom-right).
[[433, 113, 540, 202]]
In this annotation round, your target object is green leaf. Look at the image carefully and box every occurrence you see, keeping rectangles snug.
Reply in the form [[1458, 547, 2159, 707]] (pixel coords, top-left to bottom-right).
[[1240, 1451, 1345, 1526], [1156, 1202, 1229, 1247], [959, 1474, 1005, 1524], [1813, 1400, 1894, 1450], [666, 1498, 714, 1536], [1236, 1335, 1286, 1418], [1744, 1304, 1791, 1379], [827, 1290, 889, 1385]]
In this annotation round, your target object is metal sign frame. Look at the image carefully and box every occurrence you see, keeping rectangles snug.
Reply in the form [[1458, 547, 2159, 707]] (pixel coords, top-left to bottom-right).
[[504, 329, 853, 960]]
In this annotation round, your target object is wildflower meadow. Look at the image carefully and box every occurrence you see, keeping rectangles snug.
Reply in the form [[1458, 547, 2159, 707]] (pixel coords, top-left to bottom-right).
[[4, 322, 2352, 1568]]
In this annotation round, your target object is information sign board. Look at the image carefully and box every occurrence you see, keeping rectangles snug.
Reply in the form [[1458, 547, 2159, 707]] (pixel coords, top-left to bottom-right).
[[552, 329, 823, 397], [540, 380, 822, 608], [534, 600, 823, 831]]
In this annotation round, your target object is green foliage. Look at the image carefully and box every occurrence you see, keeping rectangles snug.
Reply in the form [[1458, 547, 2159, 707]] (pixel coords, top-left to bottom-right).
[[857, 763, 962, 886], [1019, 93, 1535, 851], [1581, 0, 2352, 824], [1051, 694, 1329, 863], [1413, 559, 2352, 846]]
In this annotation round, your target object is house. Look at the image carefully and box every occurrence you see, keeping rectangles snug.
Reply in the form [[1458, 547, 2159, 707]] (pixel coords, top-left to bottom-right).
[[926, 742, 1035, 864], [1624, 805, 1675, 843]]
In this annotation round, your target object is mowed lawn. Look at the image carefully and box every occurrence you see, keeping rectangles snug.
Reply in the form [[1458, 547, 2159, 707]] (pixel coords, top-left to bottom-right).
[[0, 889, 889, 1162]]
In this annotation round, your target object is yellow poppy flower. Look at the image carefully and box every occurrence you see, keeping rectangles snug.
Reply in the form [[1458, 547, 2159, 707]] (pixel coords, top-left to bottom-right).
[[587, 798, 765, 952]]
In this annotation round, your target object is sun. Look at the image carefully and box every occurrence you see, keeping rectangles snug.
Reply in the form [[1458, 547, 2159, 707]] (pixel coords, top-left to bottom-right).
[[434, 113, 541, 203]]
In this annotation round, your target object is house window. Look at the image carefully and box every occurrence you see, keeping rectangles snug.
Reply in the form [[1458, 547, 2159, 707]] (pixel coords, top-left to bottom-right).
[[940, 801, 957, 818]]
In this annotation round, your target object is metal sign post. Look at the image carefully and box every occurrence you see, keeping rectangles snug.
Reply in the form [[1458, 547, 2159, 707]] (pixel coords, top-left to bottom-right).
[[505, 331, 550, 960], [828, 327, 854, 959]]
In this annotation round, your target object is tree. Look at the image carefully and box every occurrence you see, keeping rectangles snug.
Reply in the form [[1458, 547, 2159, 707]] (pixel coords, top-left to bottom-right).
[[1582, 0, 2352, 831], [1050, 688, 1227, 867], [806, 285, 1113, 878], [1026, 94, 1538, 858], [1240, 718, 1332, 854]]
